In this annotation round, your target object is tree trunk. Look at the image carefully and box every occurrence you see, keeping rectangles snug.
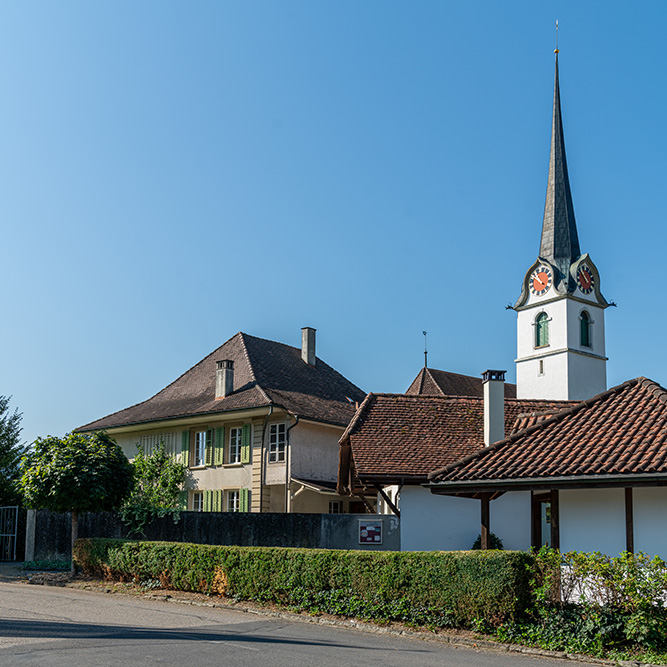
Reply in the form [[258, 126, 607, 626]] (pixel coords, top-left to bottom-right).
[[70, 510, 78, 577]]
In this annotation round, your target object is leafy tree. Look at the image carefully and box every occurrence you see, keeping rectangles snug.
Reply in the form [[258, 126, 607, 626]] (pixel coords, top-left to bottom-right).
[[0, 395, 26, 506], [19, 431, 133, 574], [120, 444, 187, 536]]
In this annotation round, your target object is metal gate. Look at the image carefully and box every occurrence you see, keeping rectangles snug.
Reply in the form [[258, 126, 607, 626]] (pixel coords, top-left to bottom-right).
[[0, 506, 18, 561]]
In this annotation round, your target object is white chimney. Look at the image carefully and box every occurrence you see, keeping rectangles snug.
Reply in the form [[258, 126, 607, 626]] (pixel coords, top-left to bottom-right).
[[301, 327, 316, 366], [216, 360, 234, 398], [482, 370, 506, 446]]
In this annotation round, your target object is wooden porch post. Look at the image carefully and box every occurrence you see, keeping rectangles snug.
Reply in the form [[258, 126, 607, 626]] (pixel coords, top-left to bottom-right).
[[625, 488, 634, 553], [531, 491, 541, 549], [550, 490, 560, 550], [481, 493, 490, 550]]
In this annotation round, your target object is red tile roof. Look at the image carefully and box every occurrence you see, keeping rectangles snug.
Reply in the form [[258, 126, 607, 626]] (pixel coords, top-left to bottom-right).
[[428, 377, 667, 489], [78, 332, 366, 431], [406, 367, 517, 399], [338, 392, 575, 488]]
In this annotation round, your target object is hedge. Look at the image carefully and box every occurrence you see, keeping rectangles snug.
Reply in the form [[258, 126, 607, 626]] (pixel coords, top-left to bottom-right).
[[74, 538, 533, 628]]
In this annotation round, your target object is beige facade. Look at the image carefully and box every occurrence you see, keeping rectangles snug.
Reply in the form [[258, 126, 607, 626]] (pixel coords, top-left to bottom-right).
[[107, 407, 351, 514]]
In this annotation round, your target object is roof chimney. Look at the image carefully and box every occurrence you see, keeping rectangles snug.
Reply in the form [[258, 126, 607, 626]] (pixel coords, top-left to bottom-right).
[[301, 327, 316, 366], [482, 370, 506, 446], [216, 360, 234, 399]]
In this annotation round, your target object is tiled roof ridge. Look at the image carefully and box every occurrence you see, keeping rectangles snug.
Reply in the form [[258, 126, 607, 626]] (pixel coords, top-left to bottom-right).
[[423, 368, 445, 396], [237, 332, 274, 403], [339, 392, 376, 442], [428, 378, 643, 481]]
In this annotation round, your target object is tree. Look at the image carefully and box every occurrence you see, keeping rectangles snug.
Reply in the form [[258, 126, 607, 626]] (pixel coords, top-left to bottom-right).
[[0, 396, 26, 506], [19, 431, 133, 574], [120, 444, 187, 536]]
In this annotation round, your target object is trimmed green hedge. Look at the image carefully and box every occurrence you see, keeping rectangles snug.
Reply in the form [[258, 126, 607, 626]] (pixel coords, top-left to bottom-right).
[[74, 538, 533, 628]]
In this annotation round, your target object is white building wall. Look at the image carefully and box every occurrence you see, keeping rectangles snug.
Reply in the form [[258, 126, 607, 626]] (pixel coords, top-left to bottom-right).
[[400, 487, 530, 551], [560, 488, 626, 556], [632, 488, 667, 558]]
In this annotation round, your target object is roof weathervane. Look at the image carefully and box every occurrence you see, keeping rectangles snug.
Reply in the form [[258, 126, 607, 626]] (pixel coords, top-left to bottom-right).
[[554, 19, 559, 54], [422, 331, 428, 368]]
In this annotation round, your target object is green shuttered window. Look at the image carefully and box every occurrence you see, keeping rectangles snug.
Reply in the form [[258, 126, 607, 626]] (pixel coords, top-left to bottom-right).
[[240, 488, 250, 512], [241, 424, 251, 464], [214, 428, 225, 466], [535, 312, 549, 348], [580, 311, 591, 347]]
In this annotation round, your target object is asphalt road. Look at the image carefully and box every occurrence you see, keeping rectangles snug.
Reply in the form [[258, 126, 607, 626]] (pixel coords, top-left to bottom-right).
[[0, 582, 588, 667]]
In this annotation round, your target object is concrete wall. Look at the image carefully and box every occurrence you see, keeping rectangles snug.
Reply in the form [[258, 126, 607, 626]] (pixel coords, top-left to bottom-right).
[[25, 510, 400, 561], [290, 420, 342, 483], [399, 487, 531, 551]]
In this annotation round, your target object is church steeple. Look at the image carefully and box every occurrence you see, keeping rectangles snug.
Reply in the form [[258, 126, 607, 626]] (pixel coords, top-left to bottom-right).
[[539, 52, 581, 279], [513, 48, 608, 402]]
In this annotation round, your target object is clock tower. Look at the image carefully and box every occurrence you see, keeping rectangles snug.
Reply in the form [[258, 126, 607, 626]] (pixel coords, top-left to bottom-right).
[[514, 52, 609, 401]]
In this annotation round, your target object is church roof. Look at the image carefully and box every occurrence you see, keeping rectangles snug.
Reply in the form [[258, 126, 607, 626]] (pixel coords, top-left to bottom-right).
[[406, 367, 517, 399], [539, 52, 581, 280], [428, 378, 667, 490], [337, 393, 576, 487], [78, 332, 366, 431]]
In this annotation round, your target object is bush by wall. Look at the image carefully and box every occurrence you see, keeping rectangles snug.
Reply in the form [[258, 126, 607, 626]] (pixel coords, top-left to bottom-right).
[[496, 548, 667, 662], [74, 538, 532, 628]]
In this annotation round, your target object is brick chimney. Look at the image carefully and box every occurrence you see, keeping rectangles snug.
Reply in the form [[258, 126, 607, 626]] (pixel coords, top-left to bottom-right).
[[216, 360, 234, 399], [482, 370, 506, 446], [301, 327, 316, 366]]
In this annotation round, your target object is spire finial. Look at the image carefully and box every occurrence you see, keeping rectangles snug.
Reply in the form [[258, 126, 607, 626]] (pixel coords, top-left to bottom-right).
[[554, 19, 559, 54], [422, 331, 428, 368]]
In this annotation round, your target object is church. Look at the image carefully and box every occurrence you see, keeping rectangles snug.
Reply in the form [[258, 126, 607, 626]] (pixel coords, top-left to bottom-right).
[[338, 51, 667, 557]]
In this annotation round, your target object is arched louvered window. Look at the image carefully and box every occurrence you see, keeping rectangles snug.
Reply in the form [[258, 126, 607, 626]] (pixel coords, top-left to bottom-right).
[[535, 312, 549, 348], [580, 311, 591, 348]]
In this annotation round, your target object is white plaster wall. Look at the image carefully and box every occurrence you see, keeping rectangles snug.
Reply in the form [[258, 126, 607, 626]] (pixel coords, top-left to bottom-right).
[[400, 488, 530, 551], [517, 299, 568, 359], [566, 352, 607, 401], [565, 300, 606, 358], [516, 352, 569, 400], [488, 492, 531, 550], [633, 488, 667, 558], [289, 421, 343, 482], [560, 488, 626, 556]]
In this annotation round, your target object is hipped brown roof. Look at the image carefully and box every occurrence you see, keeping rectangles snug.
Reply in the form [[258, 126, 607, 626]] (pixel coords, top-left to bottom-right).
[[428, 377, 667, 487], [406, 367, 517, 399], [338, 393, 574, 486], [79, 332, 366, 431]]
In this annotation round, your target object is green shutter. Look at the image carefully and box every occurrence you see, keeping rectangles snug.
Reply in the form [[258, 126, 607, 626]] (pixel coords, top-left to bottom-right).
[[216, 489, 223, 512], [240, 488, 250, 513], [205, 429, 213, 466], [178, 490, 188, 510], [203, 489, 212, 512], [241, 424, 251, 464], [214, 427, 225, 466], [181, 431, 190, 467]]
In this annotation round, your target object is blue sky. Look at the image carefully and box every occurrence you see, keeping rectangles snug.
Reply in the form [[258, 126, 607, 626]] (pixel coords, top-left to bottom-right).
[[2, 2, 665, 445]]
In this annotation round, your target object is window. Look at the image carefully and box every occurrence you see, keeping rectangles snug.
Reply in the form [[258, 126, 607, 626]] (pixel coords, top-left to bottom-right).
[[229, 427, 242, 464], [192, 491, 203, 512], [580, 311, 591, 348], [226, 490, 240, 512], [269, 423, 286, 462], [535, 312, 549, 348], [329, 501, 342, 514], [538, 359, 545, 376], [193, 430, 211, 467]]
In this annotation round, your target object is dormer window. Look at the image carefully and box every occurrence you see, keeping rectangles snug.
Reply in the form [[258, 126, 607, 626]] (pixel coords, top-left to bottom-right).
[[535, 312, 549, 348], [580, 311, 591, 348]]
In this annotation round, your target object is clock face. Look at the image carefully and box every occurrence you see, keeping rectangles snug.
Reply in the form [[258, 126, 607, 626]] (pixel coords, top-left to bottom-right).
[[529, 266, 552, 296], [576, 266, 595, 294]]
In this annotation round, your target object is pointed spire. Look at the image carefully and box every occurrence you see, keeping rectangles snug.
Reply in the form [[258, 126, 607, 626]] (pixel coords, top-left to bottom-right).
[[539, 52, 580, 278]]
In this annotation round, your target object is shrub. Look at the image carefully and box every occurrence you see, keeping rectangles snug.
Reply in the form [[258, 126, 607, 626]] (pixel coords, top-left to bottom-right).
[[74, 538, 533, 628]]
